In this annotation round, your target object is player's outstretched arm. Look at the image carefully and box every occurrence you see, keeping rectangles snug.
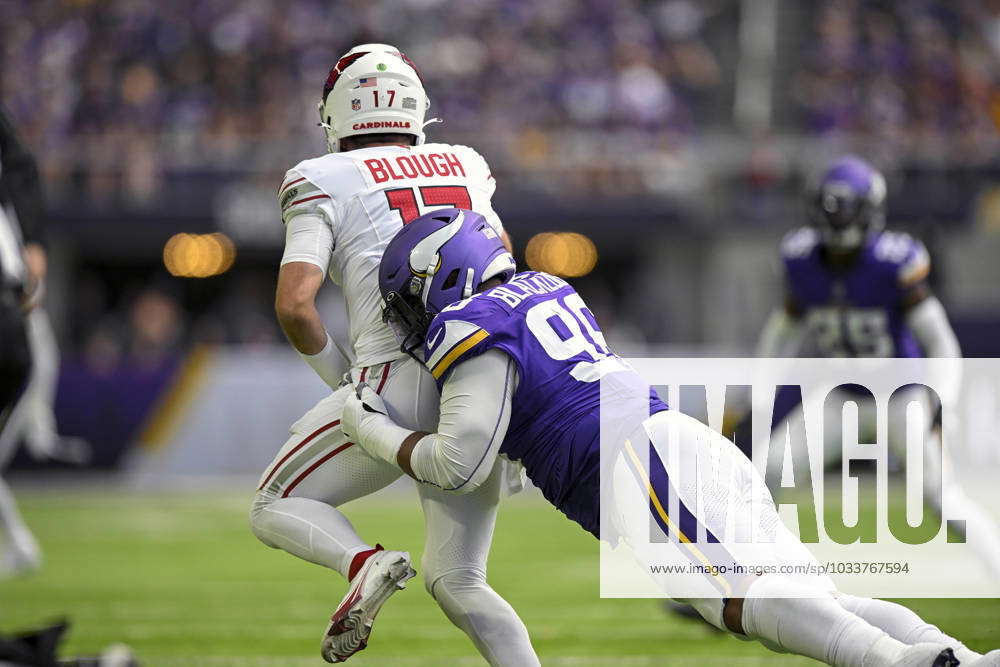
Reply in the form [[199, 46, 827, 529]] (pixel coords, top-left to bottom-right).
[[343, 350, 516, 493], [904, 294, 960, 358]]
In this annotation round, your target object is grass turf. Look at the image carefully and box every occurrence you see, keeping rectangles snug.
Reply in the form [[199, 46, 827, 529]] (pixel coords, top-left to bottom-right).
[[1, 486, 998, 666]]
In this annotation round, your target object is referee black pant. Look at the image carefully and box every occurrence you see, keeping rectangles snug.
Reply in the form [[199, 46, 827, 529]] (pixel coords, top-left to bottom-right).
[[0, 289, 31, 437]]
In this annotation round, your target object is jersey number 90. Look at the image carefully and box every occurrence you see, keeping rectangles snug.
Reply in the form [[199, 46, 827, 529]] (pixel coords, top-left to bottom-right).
[[525, 293, 628, 382]]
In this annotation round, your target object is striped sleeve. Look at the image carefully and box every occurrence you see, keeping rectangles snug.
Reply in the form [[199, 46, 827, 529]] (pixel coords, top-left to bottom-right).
[[898, 239, 931, 287], [424, 318, 492, 384], [277, 170, 331, 224]]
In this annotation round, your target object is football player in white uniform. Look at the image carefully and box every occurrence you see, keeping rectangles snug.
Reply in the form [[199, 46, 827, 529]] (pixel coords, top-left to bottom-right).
[[249, 45, 539, 665]]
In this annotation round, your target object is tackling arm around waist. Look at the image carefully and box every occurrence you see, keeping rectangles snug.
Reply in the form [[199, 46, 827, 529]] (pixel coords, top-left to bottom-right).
[[364, 349, 518, 493]]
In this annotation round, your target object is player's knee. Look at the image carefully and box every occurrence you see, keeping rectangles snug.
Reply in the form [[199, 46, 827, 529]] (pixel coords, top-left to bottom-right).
[[427, 567, 510, 633], [423, 564, 486, 602], [248, 489, 278, 548]]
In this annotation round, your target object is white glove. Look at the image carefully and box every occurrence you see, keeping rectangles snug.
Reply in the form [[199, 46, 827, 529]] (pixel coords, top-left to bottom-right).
[[341, 382, 411, 463]]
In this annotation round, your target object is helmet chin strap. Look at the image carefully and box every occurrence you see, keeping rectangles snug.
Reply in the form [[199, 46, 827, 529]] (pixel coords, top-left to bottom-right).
[[420, 257, 439, 307], [462, 267, 476, 299], [318, 101, 338, 152]]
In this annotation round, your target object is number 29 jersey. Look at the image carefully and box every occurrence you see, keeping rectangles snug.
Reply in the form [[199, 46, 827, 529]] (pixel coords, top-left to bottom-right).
[[278, 143, 503, 367], [422, 271, 668, 534], [780, 227, 931, 358]]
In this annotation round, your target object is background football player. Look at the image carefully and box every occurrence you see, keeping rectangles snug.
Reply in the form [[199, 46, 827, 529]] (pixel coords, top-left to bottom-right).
[[0, 107, 44, 577], [248, 45, 539, 664], [343, 207, 998, 667], [754, 155, 1000, 583]]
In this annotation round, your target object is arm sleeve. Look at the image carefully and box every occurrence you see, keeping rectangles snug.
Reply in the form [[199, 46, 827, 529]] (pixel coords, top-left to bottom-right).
[[905, 295, 960, 358], [409, 349, 516, 493], [905, 295, 962, 408], [278, 172, 334, 271], [280, 213, 334, 271], [0, 107, 44, 246], [898, 239, 931, 288], [756, 307, 805, 357]]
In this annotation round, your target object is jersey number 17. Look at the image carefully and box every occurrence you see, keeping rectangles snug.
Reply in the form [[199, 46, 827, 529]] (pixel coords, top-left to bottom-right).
[[385, 185, 472, 224]]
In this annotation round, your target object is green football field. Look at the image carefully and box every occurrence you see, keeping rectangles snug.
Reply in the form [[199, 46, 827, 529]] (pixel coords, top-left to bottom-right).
[[1, 486, 998, 666]]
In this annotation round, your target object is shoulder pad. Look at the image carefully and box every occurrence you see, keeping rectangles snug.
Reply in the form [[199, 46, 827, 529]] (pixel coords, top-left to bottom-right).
[[424, 300, 498, 381], [288, 152, 364, 203], [780, 227, 819, 261], [870, 230, 915, 264], [425, 318, 491, 381], [435, 143, 493, 185], [884, 234, 931, 287]]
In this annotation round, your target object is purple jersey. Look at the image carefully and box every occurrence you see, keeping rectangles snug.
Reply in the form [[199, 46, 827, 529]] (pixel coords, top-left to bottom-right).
[[781, 227, 931, 358], [423, 271, 667, 536]]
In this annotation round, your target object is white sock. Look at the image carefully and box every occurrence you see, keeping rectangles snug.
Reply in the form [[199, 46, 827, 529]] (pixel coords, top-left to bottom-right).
[[837, 594, 979, 663], [742, 575, 907, 667], [249, 495, 369, 579], [0, 477, 40, 564]]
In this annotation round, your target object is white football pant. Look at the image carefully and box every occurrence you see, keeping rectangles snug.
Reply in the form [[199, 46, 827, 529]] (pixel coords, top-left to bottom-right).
[[250, 356, 538, 666]]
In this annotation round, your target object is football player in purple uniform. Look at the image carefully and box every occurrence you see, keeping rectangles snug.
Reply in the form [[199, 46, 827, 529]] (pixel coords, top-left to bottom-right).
[[342, 208, 998, 666], [756, 156, 1000, 583], [760, 155, 946, 360]]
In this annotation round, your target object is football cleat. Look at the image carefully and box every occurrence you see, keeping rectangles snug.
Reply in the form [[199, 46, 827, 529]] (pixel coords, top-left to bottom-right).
[[321, 549, 416, 663], [892, 645, 960, 667], [0, 537, 41, 579]]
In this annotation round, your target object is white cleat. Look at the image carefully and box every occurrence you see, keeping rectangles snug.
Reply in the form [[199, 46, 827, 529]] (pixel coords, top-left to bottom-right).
[[321, 549, 416, 663], [0, 544, 41, 579], [963, 650, 1000, 667], [894, 644, 960, 667]]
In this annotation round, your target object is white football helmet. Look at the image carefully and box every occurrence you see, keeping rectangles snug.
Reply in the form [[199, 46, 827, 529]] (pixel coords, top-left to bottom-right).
[[318, 44, 431, 152]]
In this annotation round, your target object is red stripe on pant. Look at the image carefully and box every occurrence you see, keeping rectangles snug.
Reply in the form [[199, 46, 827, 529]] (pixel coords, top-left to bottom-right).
[[281, 441, 355, 498], [359, 362, 391, 394], [375, 361, 392, 394], [258, 420, 340, 491]]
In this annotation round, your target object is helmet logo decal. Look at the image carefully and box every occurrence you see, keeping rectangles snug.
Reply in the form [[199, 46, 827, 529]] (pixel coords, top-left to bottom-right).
[[323, 52, 368, 99], [408, 212, 466, 279], [351, 99, 361, 111], [389, 50, 424, 82]]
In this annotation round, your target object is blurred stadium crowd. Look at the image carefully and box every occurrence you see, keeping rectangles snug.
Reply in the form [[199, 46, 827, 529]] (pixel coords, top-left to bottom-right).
[[2, 0, 1000, 447], [794, 0, 1000, 162], [5, 0, 1000, 205], [1, 0, 725, 205]]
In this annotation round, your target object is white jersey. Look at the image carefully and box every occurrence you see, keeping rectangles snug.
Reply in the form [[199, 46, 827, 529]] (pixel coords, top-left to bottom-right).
[[278, 143, 504, 367]]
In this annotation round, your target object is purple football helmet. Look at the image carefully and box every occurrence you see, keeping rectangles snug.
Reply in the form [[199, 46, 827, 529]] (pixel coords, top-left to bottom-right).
[[809, 155, 886, 252], [379, 208, 516, 357]]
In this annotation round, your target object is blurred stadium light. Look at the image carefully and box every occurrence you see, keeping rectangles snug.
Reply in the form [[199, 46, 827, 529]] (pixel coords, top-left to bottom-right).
[[162, 233, 236, 279], [525, 232, 598, 278]]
